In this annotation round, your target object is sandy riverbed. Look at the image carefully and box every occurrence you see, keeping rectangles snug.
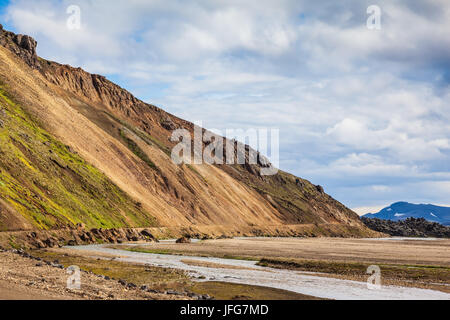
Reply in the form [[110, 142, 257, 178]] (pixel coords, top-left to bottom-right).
[[69, 237, 450, 300]]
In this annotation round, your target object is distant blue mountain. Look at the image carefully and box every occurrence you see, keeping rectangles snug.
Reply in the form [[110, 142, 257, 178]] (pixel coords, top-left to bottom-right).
[[363, 202, 450, 226]]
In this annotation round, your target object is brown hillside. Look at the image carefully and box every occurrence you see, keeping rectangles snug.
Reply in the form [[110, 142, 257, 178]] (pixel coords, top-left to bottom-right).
[[0, 25, 375, 237]]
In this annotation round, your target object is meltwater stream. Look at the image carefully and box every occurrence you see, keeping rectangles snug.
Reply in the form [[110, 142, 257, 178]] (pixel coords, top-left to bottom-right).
[[69, 244, 450, 300]]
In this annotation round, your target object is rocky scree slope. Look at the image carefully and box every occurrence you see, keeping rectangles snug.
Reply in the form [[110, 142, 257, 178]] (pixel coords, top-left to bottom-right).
[[0, 25, 375, 238]]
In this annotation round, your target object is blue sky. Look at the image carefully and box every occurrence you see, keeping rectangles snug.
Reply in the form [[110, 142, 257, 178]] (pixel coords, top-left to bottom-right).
[[0, 0, 9, 23], [1, 0, 450, 214]]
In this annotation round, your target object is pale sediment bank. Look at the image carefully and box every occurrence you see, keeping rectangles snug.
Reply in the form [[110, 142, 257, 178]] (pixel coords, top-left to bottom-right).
[[69, 244, 450, 300]]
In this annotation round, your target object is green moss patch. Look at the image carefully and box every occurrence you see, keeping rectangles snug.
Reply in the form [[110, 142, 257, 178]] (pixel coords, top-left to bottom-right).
[[119, 128, 158, 171], [0, 86, 157, 230]]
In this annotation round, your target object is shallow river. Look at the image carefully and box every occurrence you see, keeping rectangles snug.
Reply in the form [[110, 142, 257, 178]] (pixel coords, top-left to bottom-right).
[[69, 244, 450, 300]]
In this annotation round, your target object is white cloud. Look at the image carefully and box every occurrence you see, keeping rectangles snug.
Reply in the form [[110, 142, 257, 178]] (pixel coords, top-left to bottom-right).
[[3, 0, 450, 209]]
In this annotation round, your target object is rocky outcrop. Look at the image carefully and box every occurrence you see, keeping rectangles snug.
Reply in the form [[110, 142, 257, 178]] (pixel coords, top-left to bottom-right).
[[24, 227, 158, 249], [176, 236, 191, 244], [160, 117, 177, 131], [0, 24, 40, 69], [362, 217, 450, 238], [40, 59, 277, 175], [316, 185, 325, 194]]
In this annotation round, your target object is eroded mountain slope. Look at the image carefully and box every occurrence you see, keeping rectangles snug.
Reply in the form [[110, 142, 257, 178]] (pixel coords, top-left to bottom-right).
[[0, 26, 374, 237], [0, 85, 156, 231]]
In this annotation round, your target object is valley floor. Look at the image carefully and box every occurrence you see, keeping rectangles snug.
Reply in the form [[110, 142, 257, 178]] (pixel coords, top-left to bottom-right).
[[0, 244, 316, 300], [0, 249, 185, 300], [109, 237, 450, 295], [119, 237, 450, 267], [0, 237, 449, 300]]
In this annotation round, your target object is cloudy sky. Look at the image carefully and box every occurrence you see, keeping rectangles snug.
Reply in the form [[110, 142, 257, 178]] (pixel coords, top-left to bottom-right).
[[1, 0, 450, 214]]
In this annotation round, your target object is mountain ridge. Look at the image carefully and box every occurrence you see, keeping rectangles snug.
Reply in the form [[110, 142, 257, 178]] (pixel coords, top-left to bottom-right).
[[0, 25, 377, 237], [363, 202, 450, 226]]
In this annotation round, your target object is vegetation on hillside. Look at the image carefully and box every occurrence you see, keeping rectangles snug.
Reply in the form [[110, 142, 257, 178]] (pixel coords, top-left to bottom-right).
[[0, 85, 157, 230]]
